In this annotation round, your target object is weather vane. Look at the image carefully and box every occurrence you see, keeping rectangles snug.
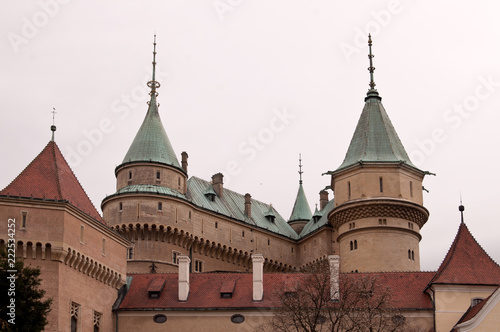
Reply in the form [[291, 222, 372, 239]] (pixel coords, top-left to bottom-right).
[[51, 107, 57, 141], [298, 153, 303, 184], [368, 34, 376, 90]]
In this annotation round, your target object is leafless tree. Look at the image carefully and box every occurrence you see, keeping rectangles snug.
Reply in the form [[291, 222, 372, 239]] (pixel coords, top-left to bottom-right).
[[262, 261, 423, 332]]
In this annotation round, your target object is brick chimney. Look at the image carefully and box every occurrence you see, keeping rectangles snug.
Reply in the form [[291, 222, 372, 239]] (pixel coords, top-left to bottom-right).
[[252, 254, 264, 301], [181, 151, 188, 174], [212, 173, 223, 197], [244, 193, 252, 218], [178, 255, 190, 301], [319, 190, 329, 210], [328, 255, 340, 301]]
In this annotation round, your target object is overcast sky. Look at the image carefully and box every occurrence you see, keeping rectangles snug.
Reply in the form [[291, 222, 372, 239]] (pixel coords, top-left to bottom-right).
[[2, 1, 500, 271]]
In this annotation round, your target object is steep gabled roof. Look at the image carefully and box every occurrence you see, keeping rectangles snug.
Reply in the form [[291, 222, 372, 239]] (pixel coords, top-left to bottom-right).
[[336, 91, 417, 171], [0, 141, 103, 222], [288, 183, 312, 222], [428, 222, 500, 287]]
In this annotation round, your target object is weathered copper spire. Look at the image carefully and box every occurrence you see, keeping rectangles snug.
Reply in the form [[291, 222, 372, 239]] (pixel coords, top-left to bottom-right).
[[368, 34, 376, 90], [147, 35, 160, 99], [298, 153, 303, 185]]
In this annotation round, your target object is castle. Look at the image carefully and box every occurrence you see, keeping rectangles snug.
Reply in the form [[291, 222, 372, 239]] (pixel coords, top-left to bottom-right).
[[0, 36, 499, 331]]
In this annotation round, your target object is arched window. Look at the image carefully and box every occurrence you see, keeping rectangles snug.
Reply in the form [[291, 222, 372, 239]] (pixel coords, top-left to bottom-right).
[[408, 249, 411, 259], [354, 240, 358, 250], [350, 241, 353, 251], [411, 250, 415, 261]]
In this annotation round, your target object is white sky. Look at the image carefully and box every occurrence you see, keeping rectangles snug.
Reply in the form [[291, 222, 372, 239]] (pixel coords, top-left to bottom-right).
[[2, 1, 499, 271]]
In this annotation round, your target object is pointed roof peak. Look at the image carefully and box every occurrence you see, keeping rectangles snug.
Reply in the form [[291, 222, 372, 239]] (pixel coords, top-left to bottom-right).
[[288, 182, 312, 222], [428, 221, 500, 287], [0, 140, 104, 223], [120, 36, 182, 170]]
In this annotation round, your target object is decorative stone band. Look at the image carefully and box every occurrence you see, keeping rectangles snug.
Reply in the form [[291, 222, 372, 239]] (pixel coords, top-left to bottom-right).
[[329, 198, 429, 229], [113, 223, 294, 272]]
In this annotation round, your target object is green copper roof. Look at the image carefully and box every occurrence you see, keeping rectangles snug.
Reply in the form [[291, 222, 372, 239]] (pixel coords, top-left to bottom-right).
[[121, 94, 181, 169], [299, 199, 335, 238], [336, 90, 417, 171], [288, 183, 312, 222]]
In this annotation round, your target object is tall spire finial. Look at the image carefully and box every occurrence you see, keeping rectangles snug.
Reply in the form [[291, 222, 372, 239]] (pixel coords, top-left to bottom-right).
[[147, 34, 160, 98], [459, 194, 465, 224], [298, 153, 303, 185], [50, 107, 57, 141], [368, 34, 376, 90]]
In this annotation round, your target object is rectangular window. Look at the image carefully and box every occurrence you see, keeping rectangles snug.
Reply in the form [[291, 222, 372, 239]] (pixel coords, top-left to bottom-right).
[[127, 248, 133, 260], [93, 311, 102, 332], [156, 171, 161, 180], [410, 181, 413, 197], [71, 302, 80, 332], [173, 251, 178, 264], [215, 222, 218, 229], [158, 202, 162, 211], [102, 238, 106, 255], [348, 181, 351, 199], [195, 260, 203, 272], [379, 177, 383, 193], [119, 202, 123, 212], [129, 171, 132, 180], [21, 212, 27, 228], [80, 225, 84, 243], [242, 230, 245, 238]]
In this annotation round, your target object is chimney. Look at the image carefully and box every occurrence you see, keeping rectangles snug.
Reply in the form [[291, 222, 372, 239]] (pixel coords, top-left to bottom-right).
[[252, 254, 264, 301], [181, 151, 188, 174], [244, 193, 252, 218], [212, 173, 224, 197], [178, 255, 190, 301], [319, 190, 329, 210], [328, 255, 340, 301]]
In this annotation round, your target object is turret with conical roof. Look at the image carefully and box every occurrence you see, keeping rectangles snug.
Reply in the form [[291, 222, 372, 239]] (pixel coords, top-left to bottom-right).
[[288, 154, 312, 234], [326, 35, 429, 273], [102, 36, 188, 228]]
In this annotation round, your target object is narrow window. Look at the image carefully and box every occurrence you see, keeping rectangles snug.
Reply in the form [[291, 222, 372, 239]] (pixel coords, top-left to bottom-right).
[[379, 177, 383, 193], [215, 222, 218, 229], [156, 171, 160, 180], [127, 248, 133, 260], [189, 211, 191, 219], [71, 302, 80, 332], [410, 181, 413, 197], [93, 311, 102, 332], [173, 251, 178, 264], [102, 238, 106, 255], [119, 202, 123, 211], [242, 230, 245, 238], [21, 212, 27, 228], [291, 247, 294, 253], [354, 240, 358, 250], [348, 181, 351, 199], [267, 239, 270, 246], [408, 249, 411, 259], [80, 225, 84, 243], [129, 171, 132, 180], [158, 202, 162, 211], [178, 177, 181, 186], [412, 250, 415, 261], [350, 241, 353, 251], [352, 222, 355, 228], [195, 260, 203, 272]]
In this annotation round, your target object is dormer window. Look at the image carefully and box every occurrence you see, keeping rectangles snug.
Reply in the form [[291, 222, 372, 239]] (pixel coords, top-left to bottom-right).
[[206, 193, 215, 202], [220, 279, 236, 299], [148, 278, 165, 299], [266, 215, 275, 223]]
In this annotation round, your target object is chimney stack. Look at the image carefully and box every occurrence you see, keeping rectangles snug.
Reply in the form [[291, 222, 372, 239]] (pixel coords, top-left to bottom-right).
[[181, 151, 188, 174], [328, 255, 340, 301], [244, 193, 252, 218], [212, 173, 224, 197], [178, 255, 190, 301], [252, 254, 264, 301], [319, 190, 329, 210]]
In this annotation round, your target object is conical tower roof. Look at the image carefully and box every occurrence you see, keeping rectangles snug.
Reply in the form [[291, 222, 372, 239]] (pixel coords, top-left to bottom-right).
[[289, 155, 312, 222], [120, 36, 181, 170], [336, 35, 418, 172], [0, 138, 103, 223]]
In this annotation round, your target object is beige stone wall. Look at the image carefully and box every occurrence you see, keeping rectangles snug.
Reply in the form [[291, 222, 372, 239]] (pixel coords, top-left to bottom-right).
[[432, 285, 498, 332], [296, 228, 337, 268], [461, 299, 500, 331], [332, 165, 424, 207], [116, 163, 187, 194], [103, 195, 298, 272], [0, 198, 128, 331], [338, 219, 421, 272]]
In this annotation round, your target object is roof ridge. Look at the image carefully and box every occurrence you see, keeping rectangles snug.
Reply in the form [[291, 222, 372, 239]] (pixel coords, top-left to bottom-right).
[[51, 142, 63, 199]]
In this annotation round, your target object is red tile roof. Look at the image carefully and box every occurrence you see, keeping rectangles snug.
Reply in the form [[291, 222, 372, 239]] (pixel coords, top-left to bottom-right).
[[0, 141, 103, 222], [119, 271, 434, 311], [428, 222, 500, 287]]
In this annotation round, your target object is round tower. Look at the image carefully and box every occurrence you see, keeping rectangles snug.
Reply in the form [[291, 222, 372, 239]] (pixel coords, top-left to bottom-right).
[[326, 35, 429, 273]]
